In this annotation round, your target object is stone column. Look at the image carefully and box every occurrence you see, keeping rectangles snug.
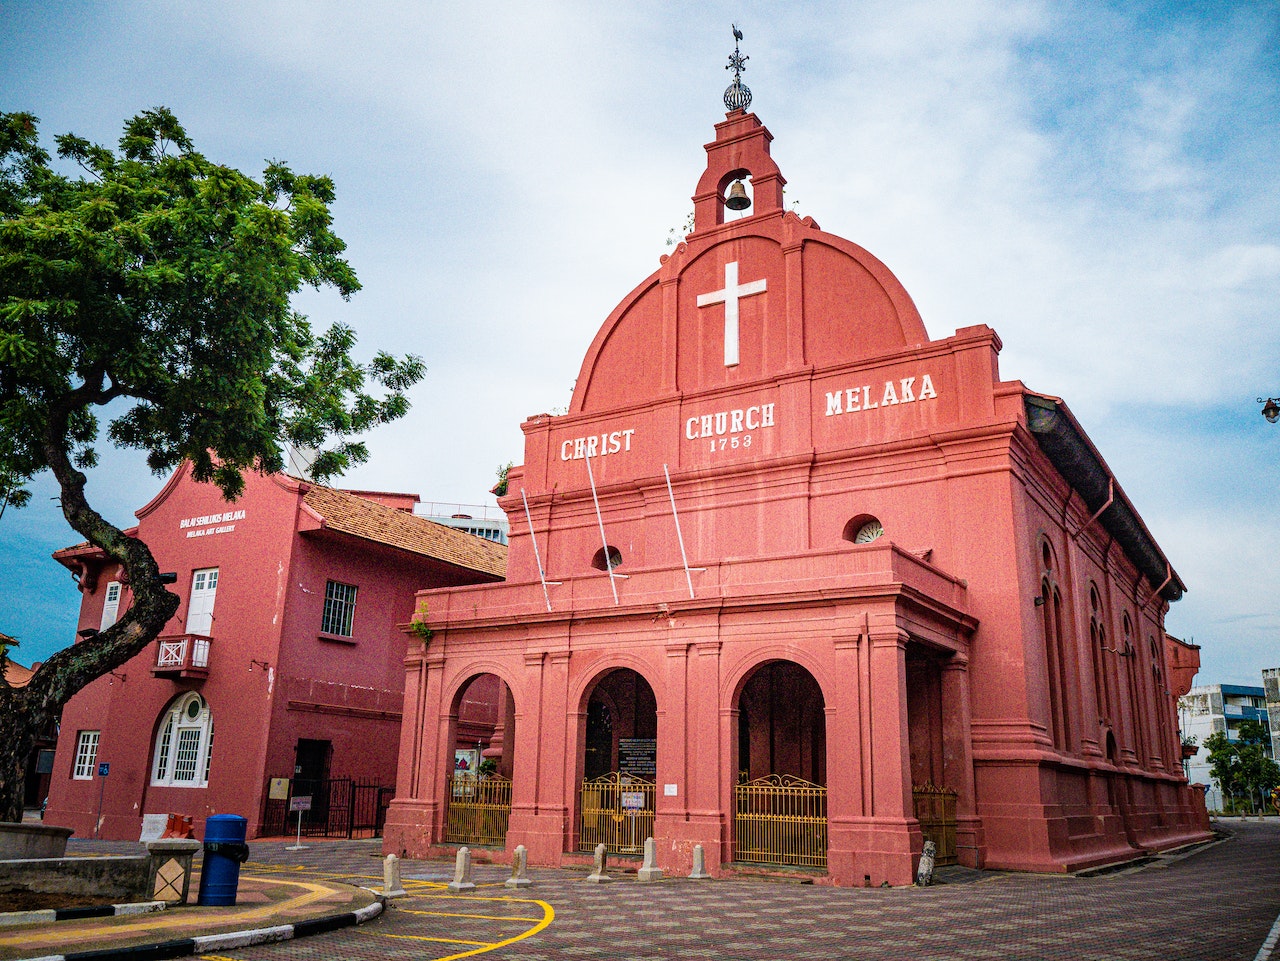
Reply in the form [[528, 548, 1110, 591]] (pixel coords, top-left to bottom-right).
[[865, 627, 919, 886], [687, 641, 725, 869], [941, 654, 984, 868], [655, 641, 690, 871], [383, 646, 445, 858], [825, 631, 865, 885], [509, 647, 572, 866]]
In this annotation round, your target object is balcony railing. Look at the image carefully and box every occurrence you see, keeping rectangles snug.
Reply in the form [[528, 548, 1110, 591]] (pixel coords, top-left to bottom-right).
[[153, 634, 212, 679]]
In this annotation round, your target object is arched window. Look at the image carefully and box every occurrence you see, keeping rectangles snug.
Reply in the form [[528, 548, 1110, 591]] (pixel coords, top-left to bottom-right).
[[1089, 582, 1111, 724], [151, 692, 214, 788], [842, 515, 884, 544], [591, 546, 623, 571], [1038, 539, 1071, 752]]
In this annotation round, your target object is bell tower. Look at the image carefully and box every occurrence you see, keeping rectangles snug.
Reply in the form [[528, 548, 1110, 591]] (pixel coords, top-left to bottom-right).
[[690, 29, 786, 232]]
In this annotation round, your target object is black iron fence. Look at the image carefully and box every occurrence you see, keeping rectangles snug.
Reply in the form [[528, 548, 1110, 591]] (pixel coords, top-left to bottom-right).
[[260, 776, 394, 839]]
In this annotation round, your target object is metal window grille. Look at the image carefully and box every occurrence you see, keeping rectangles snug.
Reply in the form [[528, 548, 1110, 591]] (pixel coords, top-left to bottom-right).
[[73, 731, 100, 779], [154, 715, 174, 780], [203, 719, 214, 782], [172, 728, 201, 781], [321, 581, 358, 636], [733, 775, 827, 868]]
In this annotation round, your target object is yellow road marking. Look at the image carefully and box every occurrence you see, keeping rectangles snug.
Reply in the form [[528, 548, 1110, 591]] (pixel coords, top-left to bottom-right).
[[367, 895, 554, 961], [198, 955, 244, 960], [0, 877, 338, 949], [399, 909, 542, 922], [378, 934, 494, 946]]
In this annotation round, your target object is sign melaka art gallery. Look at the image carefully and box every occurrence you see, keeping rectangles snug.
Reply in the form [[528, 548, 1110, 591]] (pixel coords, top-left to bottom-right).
[[384, 106, 1211, 885]]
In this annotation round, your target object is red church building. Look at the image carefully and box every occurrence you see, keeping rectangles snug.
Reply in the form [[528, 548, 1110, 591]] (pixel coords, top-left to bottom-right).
[[43, 463, 504, 841], [384, 103, 1211, 884]]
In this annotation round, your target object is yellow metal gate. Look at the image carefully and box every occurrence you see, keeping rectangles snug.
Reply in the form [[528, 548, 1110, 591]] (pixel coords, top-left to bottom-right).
[[912, 782, 958, 866], [734, 775, 827, 868], [579, 773, 654, 855], [444, 774, 512, 846]]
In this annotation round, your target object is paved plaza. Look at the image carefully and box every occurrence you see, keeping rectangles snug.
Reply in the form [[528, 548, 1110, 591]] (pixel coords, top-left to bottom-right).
[[9, 818, 1277, 960]]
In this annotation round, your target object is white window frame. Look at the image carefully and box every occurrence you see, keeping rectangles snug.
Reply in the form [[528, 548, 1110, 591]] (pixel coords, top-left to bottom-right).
[[150, 693, 214, 788], [100, 581, 122, 631], [73, 731, 100, 780], [185, 568, 219, 636], [321, 580, 358, 637]]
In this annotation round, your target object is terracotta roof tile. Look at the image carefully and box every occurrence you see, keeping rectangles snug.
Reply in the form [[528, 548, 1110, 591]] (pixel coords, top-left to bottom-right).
[[303, 485, 506, 578]]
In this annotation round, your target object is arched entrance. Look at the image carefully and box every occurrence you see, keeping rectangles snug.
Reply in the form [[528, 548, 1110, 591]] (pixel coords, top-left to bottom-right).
[[578, 668, 657, 855], [444, 673, 516, 847], [733, 660, 827, 868]]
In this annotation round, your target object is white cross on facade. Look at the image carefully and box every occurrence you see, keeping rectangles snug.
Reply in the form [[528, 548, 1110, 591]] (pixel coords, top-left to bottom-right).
[[696, 261, 767, 367]]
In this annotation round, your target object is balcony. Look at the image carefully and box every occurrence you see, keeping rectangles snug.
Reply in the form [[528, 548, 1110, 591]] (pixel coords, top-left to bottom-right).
[[152, 634, 212, 680]]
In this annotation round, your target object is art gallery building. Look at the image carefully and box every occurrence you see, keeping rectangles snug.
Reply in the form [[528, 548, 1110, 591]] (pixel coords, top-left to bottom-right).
[[44, 463, 504, 841], [383, 107, 1211, 885]]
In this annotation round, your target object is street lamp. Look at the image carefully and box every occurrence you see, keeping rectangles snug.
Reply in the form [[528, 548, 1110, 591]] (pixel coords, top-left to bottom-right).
[[1261, 397, 1280, 424]]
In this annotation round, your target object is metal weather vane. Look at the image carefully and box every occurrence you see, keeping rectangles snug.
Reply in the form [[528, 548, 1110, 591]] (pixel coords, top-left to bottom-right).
[[724, 24, 752, 111]]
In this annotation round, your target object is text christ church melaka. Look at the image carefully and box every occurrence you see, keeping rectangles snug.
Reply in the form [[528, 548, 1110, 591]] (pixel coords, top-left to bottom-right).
[[385, 92, 1211, 886]]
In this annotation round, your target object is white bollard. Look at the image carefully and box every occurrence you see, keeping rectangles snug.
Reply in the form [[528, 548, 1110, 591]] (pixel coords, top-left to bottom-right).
[[688, 843, 711, 880], [637, 836, 664, 882], [447, 846, 477, 893], [505, 844, 532, 889], [382, 853, 407, 897], [586, 842, 612, 883]]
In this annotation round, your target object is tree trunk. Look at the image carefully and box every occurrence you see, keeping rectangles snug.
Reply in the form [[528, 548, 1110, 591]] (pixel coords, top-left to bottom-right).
[[0, 421, 182, 821], [0, 685, 38, 824]]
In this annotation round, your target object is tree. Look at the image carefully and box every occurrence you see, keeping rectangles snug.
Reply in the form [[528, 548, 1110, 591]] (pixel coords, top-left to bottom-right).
[[0, 108, 425, 822], [1205, 720, 1280, 814]]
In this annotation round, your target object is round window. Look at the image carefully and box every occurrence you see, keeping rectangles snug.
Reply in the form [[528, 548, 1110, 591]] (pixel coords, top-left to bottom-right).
[[185, 697, 202, 720], [853, 520, 884, 544]]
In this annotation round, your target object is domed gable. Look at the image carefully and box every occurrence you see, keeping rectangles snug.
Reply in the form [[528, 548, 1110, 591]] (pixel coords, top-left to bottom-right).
[[571, 112, 928, 415]]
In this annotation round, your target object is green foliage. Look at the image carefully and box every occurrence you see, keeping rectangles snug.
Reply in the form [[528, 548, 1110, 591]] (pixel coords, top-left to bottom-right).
[[0, 107, 424, 504], [492, 460, 513, 498], [1205, 721, 1280, 813], [0, 108, 425, 820], [409, 599, 434, 642]]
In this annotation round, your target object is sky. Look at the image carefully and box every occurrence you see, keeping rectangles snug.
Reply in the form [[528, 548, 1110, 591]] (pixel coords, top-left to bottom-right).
[[0, 0, 1276, 687]]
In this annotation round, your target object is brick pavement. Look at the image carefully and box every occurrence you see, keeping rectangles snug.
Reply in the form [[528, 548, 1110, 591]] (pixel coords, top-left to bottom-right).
[[52, 819, 1280, 960]]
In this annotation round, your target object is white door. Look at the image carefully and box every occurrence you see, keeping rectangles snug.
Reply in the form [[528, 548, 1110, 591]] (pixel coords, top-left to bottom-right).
[[100, 581, 122, 630], [185, 568, 219, 636]]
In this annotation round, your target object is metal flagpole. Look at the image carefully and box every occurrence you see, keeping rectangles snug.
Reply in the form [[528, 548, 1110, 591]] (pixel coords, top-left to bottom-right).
[[663, 464, 696, 599], [521, 488, 554, 612], [583, 453, 620, 605]]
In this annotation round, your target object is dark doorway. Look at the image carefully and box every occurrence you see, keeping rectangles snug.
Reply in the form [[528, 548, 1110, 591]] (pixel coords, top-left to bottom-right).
[[579, 668, 658, 854], [295, 739, 332, 786], [585, 700, 614, 781]]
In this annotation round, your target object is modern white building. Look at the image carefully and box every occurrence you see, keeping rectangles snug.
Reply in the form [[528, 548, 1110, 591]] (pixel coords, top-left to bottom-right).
[[417, 502, 509, 545], [1263, 668, 1280, 762], [1178, 682, 1269, 811]]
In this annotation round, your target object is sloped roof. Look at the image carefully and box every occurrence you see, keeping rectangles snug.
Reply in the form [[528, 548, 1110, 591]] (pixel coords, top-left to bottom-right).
[[3, 648, 34, 689], [302, 485, 506, 579], [1024, 393, 1184, 602]]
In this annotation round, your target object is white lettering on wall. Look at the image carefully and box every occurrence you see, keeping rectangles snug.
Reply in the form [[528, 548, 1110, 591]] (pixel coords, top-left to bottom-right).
[[685, 403, 775, 440], [560, 428, 637, 461], [179, 509, 246, 530], [824, 374, 937, 418]]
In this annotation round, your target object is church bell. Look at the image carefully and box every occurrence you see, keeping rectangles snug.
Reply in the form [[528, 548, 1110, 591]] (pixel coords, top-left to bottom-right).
[[724, 180, 751, 211]]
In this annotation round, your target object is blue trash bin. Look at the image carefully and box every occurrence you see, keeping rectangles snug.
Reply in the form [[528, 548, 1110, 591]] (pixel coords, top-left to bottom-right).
[[197, 814, 249, 906]]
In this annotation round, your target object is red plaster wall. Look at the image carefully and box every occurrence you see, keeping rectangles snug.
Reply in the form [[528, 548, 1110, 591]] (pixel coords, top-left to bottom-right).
[[43, 466, 482, 841]]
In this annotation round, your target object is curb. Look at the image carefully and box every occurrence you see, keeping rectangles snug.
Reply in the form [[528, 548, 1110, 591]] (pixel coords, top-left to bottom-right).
[[1, 903, 166, 929], [16, 899, 384, 961]]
